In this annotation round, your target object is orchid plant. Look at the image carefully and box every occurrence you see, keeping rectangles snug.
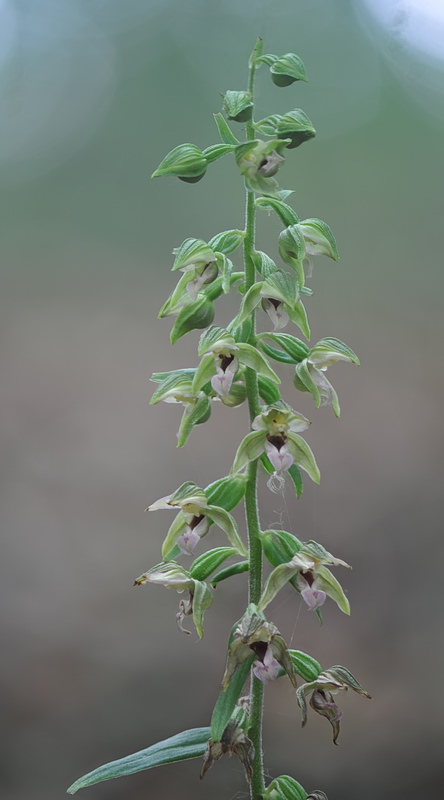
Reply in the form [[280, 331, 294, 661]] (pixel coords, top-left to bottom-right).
[[68, 40, 370, 800]]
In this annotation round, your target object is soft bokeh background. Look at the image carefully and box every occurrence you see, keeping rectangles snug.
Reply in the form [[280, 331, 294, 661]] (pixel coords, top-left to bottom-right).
[[2, 1, 443, 798]]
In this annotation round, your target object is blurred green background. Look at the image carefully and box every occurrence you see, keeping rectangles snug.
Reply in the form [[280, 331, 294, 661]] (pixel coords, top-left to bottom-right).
[[1, 1, 444, 798]]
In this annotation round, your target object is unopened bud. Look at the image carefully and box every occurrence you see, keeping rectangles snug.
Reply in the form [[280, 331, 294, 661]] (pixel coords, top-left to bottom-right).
[[152, 143, 207, 182]]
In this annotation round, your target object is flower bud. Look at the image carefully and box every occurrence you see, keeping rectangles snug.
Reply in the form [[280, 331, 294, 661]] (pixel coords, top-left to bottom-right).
[[151, 143, 207, 183], [277, 109, 316, 149], [223, 90, 253, 122], [263, 774, 307, 800], [220, 381, 247, 407], [268, 53, 308, 87]]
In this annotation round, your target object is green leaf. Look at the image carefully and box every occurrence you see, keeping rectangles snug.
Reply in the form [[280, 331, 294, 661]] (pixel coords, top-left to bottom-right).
[[255, 195, 299, 227], [248, 37, 264, 69], [209, 229, 245, 255], [210, 560, 249, 587], [213, 112, 240, 145], [189, 547, 239, 581], [67, 727, 211, 793], [270, 53, 308, 87], [203, 143, 236, 163], [259, 340, 297, 364], [211, 657, 254, 741], [230, 430, 267, 475], [288, 650, 322, 682]]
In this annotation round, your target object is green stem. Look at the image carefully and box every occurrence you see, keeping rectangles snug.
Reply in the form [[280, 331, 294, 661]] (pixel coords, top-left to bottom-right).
[[243, 46, 265, 800]]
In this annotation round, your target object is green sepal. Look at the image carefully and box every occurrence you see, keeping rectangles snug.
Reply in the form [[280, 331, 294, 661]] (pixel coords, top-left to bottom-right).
[[176, 394, 211, 447], [198, 325, 233, 356], [209, 229, 245, 255], [223, 90, 253, 122], [230, 283, 263, 327], [258, 561, 301, 611], [151, 143, 207, 182], [309, 337, 359, 365], [206, 505, 248, 556], [189, 547, 239, 581], [288, 650, 323, 682], [327, 665, 370, 696], [170, 297, 215, 344], [263, 774, 308, 800], [269, 52, 308, 86], [204, 474, 248, 511], [161, 513, 187, 560], [260, 529, 303, 567], [251, 250, 278, 277], [168, 481, 207, 506], [191, 579, 213, 638], [286, 432, 321, 484], [191, 353, 216, 395], [315, 566, 350, 615], [258, 374, 282, 405], [213, 112, 240, 145], [230, 431, 267, 475], [277, 110, 316, 149], [295, 360, 338, 413], [258, 332, 309, 364], [262, 267, 298, 306], [299, 219, 339, 261], [236, 343, 280, 384], [203, 143, 236, 163], [286, 300, 310, 340], [158, 271, 194, 317], [218, 254, 233, 294], [150, 368, 196, 383], [210, 657, 254, 742], [211, 560, 249, 587], [149, 372, 193, 404], [254, 113, 283, 137], [288, 464, 304, 498], [279, 225, 306, 288], [172, 238, 216, 272], [66, 727, 212, 794], [255, 195, 299, 227]]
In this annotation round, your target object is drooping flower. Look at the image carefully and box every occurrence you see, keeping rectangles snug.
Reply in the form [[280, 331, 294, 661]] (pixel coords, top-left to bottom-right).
[[294, 337, 360, 417], [296, 665, 371, 744]]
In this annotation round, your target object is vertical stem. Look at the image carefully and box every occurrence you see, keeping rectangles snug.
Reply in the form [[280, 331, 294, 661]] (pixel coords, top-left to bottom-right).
[[243, 43, 265, 800]]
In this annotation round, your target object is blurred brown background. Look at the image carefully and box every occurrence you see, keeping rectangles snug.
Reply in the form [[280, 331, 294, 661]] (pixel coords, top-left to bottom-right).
[[1, 1, 443, 798]]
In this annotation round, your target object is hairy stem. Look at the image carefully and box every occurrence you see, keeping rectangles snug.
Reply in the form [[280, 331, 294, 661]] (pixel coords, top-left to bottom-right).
[[243, 46, 265, 800]]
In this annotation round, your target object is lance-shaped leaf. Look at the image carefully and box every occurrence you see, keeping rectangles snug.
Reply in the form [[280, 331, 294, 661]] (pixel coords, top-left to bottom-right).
[[230, 430, 268, 475], [263, 774, 308, 800], [152, 143, 207, 182], [189, 547, 239, 581], [67, 727, 212, 793], [211, 560, 249, 587], [206, 505, 248, 557], [210, 657, 253, 741], [258, 332, 310, 364], [255, 195, 299, 227], [177, 394, 211, 447], [286, 432, 320, 484], [277, 110, 316, 149], [214, 112, 240, 145], [208, 229, 245, 255]]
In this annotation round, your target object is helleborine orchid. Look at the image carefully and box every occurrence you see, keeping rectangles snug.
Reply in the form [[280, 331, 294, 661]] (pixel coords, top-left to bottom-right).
[[294, 337, 360, 417]]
